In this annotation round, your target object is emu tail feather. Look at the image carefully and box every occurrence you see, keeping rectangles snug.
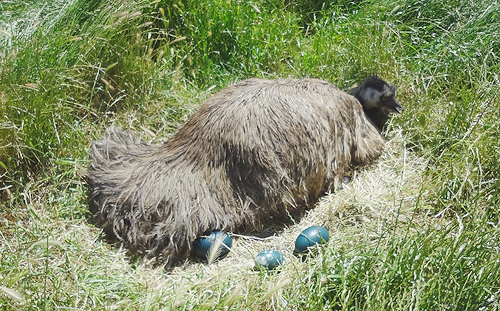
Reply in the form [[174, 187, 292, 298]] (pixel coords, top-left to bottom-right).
[[88, 126, 226, 262]]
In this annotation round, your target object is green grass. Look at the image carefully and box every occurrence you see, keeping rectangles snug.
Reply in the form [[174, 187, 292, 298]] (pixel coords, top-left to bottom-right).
[[1, 0, 500, 309]]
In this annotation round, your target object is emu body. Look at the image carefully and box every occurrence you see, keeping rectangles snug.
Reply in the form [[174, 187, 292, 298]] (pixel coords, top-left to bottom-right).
[[88, 78, 395, 263]]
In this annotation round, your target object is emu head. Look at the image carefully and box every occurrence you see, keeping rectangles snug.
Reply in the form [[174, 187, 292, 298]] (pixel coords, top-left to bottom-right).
[[349, 75, 403, 131]]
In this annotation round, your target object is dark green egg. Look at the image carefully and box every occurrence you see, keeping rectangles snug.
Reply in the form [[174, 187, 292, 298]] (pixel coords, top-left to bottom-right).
[[192, 231, 232, 260], [294, 226, 329, 255], [255, 250, 285, 270]]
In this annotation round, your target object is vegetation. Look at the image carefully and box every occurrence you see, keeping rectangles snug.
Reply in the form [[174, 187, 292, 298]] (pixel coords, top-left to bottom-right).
[[1, 0, 499, 309]]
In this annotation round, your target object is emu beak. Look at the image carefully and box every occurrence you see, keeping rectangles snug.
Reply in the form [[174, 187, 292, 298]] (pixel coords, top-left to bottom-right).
[[386, 99, 404, 113]]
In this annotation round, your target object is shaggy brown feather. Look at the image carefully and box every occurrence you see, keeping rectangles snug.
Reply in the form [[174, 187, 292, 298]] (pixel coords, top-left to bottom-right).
[[88, 78, 389, 263]]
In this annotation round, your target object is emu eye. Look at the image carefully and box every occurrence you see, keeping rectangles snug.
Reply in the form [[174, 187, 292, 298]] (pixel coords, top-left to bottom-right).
[[380, 95, 388, 101]]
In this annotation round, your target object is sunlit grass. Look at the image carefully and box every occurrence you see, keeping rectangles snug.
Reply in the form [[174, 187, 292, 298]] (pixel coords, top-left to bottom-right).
[[1, 0, 500, 309]]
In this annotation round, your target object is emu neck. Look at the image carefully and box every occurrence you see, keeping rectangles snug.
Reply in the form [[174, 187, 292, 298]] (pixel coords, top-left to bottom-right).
[[363, 107, 390, 132]]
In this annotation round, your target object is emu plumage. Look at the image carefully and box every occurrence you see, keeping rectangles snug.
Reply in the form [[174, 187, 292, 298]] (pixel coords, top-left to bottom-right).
[[88, 77, 400, 263]]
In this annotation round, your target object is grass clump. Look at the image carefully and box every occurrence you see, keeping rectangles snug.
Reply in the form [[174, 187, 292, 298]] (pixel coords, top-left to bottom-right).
[[389, 0, 500, 217], [297, 219, 500, 310], [1, 0, 500, 310]]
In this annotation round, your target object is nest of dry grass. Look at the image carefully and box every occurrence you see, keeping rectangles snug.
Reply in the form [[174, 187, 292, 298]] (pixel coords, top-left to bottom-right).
[[3, 128, 432, 309], [131, 129, 434, 307]]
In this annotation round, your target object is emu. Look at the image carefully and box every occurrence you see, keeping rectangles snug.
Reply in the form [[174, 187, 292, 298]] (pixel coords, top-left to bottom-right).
[[88, 76, 402, 263]]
